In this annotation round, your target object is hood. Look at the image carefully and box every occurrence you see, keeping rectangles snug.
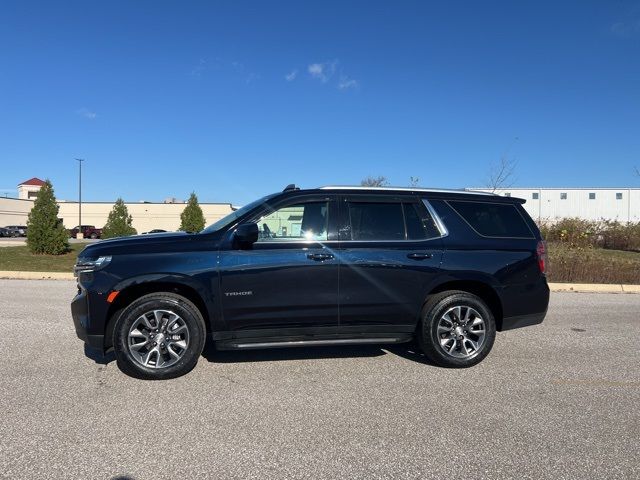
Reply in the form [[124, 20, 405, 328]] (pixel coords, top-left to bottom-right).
[[78, 231, 224, 258]]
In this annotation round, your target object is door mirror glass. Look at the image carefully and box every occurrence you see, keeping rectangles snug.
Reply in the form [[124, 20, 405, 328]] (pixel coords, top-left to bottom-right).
[[234, 222, 259, 245]]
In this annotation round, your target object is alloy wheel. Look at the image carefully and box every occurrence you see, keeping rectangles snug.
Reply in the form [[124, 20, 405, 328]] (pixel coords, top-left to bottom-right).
[[436, 305, 486, 359], [127, 309, 190, 369]]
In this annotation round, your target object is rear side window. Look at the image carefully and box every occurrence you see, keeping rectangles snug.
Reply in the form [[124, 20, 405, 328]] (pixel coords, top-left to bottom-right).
[[348, 202, 404, 240], [403, 203, 441, 240], [448, 201, 533, 238], [347, 202, 442, 241]]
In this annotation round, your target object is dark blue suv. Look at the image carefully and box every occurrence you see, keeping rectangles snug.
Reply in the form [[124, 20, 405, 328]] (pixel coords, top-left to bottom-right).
[[71, 185, 549, 379]]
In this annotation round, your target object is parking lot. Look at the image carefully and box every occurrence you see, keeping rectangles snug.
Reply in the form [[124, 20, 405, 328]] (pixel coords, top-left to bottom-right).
[[0, 279, 638, 479]]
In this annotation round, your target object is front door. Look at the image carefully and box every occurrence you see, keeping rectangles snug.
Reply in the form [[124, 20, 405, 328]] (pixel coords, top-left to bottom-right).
[[337, 196, 444, 329], [219, 194, 339, 333]]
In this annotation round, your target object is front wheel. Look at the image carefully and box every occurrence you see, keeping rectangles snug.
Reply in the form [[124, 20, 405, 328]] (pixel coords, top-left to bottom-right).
[[113, 292, 206, 379], [418, 290, 496, 368]]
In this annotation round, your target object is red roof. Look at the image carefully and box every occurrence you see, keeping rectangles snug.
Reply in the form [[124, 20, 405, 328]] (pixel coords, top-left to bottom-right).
[[18, 177, 46, 186]]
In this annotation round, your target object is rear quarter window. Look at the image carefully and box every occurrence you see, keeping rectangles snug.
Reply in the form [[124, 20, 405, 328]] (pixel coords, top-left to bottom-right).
[[447, 200, 533, 238]]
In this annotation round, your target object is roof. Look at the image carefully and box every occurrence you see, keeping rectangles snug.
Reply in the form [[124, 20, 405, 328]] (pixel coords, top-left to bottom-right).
[[18, 177, 46, 187]]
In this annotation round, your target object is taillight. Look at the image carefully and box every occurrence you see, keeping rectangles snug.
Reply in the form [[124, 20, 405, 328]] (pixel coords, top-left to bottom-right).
[[536, 240, 547, 275]]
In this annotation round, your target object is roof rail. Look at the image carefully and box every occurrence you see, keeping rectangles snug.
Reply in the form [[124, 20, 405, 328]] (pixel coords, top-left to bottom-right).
[[318, 185, 498, 196]]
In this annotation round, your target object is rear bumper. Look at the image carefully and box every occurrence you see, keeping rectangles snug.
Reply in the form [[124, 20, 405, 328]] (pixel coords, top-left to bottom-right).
[[500, 311, 547, 331]]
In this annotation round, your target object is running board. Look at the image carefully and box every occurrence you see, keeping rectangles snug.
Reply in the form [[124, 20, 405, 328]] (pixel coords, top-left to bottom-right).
[[221, 336, 411, 350]]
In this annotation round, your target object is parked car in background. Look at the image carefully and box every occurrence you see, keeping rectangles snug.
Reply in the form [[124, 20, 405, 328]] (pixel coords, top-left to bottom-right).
[[4, 225, 28, 237], [141, 229, 168, 235], [69, 225, 103, 239], [72, 184, 549, 380]]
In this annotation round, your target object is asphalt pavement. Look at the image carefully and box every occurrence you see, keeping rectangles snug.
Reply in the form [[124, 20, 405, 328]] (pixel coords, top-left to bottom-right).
[[0, 280, 638, 479]]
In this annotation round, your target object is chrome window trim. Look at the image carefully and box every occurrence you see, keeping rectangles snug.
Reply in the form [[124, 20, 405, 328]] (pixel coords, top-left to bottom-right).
[[422, 199, 449, 239]]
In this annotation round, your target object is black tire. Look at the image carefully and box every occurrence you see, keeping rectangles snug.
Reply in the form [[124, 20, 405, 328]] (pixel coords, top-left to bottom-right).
[[418, 290, 496, 368], [90, 233, 97, 239], [113, 292, 206, 380]]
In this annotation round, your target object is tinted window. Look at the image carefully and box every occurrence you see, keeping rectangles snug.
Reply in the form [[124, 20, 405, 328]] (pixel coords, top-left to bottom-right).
[[255, 202, 328, 241], [348, 202, 404, 240], [448, 201, 533, 238], [404, 203, 441, 240]]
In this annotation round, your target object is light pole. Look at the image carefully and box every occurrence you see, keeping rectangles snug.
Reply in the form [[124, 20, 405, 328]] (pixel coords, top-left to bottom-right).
[[76, 158, 85, 235]]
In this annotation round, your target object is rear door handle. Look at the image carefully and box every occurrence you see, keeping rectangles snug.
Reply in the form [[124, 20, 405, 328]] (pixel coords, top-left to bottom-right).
[[407, 252, 433, 260], [307, 253, 334, 261]]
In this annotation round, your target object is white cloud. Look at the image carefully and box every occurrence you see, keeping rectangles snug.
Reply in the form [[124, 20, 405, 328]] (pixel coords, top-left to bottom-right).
[[76, 108, 96, 120], [308, 60, 337, 82], [285, 69, 298, 81], [338, 75, 358, 91], [611, 20, 640, 37], [190, 58, 206, 77]]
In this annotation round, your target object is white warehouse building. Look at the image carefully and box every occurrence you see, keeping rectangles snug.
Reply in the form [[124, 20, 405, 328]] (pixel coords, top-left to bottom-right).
[[469, 188, 640, 223]]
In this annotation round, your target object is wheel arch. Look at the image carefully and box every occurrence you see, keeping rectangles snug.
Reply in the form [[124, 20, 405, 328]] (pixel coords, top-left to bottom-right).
[[104, 279, 212, 350], [426, 280, 504, 330]]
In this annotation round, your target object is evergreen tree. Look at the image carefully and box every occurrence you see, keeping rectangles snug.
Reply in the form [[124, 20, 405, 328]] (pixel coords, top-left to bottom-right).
[[179, 192, 205, 232], [102, 198, 137, 238], [26, 180, 69, 255]]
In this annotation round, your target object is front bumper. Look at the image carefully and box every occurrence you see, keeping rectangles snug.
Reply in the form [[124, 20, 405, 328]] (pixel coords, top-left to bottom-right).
[[71, 287, 105, 350]]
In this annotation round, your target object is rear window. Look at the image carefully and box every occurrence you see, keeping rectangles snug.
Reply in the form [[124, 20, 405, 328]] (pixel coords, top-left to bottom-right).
[[448, 201, 533, 238]]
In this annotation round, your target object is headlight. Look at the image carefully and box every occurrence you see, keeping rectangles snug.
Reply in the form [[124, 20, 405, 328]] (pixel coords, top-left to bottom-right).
[[74, 256, 112, 276]]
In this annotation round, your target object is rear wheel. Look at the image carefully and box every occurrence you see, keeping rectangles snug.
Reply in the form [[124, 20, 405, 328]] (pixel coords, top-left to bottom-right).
[[418, 290, 496, 368], [113, 292, 206, 379], [90, 232, 98, 239]]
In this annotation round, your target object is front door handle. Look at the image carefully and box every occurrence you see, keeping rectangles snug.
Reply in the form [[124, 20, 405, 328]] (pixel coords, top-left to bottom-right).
[[407, 252, 433, 260], [307, 253, 334, 261]]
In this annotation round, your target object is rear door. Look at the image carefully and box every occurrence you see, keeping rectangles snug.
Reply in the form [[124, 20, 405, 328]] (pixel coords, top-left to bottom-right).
[[337, 195, 445, 330]]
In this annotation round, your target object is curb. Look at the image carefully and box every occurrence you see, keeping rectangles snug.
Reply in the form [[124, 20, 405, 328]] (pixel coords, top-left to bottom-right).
[[548, 283, 639, 293], [0, 271, 74, 280]]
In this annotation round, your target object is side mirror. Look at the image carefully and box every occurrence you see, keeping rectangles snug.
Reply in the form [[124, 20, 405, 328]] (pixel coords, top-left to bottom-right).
[[234, 222, 259, 246]]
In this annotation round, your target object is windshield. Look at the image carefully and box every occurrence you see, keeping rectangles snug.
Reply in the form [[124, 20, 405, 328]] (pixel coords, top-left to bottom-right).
[[201, 193, 278, 233]]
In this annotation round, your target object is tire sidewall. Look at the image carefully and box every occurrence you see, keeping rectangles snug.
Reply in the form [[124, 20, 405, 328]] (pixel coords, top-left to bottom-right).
[[114, 295, 205, 380], [421, 292, 496, 367]]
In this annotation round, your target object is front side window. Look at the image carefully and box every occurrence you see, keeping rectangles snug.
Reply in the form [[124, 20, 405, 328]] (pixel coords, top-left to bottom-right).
[[255, 202, 328, 242]]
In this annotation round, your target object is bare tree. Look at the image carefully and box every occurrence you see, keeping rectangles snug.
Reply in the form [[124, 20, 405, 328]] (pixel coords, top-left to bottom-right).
[[409, 176, 420, 188], [486, 156, 517, 193], [361, 176, 389, 187]]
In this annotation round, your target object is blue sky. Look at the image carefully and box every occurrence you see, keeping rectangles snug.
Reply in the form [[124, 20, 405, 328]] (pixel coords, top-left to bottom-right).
[[1, 1, 639, 204]]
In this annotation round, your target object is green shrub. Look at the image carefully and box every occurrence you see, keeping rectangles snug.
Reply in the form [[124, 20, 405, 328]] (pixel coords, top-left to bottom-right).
[[26, 180, 69, 255], [179, 192, 205, 233], [538, 218, 640, 252], [102, 198, 137, 238], [547, 242, 640, 284]]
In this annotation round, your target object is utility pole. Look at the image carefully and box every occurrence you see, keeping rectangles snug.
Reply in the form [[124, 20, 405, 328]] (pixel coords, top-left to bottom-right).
[[76, 158, 85, 236]]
